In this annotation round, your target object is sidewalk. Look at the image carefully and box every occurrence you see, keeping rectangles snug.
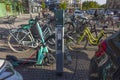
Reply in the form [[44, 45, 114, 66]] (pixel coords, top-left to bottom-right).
[[0, 13, 39, 39], [0, 13, 93, 80], [0, 13, 39, 27]]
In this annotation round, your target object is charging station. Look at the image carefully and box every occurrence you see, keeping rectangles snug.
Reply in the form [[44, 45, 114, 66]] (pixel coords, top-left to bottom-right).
[[55, 9, 64, 76]]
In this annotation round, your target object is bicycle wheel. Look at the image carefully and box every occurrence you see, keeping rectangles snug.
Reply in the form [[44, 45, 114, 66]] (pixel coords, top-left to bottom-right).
[[43, 53, 56, 65], [45, 26, 55, 45], [66, 29, 88, 50], [45, 33, 56, 52], [8, 31, 32, 53], [65, 39, 76, 51], [64, 22, 75, 34]]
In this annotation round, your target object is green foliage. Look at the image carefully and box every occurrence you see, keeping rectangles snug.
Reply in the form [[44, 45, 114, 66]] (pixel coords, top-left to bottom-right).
[[59, 2, 67, 10], [0, 0, 13, 3], [0, 0, 5, 3], [41, 1, 46, 9], [99, 4, 106, 8], [82, 1, 100, 10]]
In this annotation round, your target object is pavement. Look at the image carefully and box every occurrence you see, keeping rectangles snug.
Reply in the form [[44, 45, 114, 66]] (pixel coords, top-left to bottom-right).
[[0, 13, 96, 80]]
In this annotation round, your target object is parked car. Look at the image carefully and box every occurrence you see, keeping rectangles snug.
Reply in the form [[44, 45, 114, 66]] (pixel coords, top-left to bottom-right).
[[104, 10, 114, 15], [89, 31, 120, 80], [87, 8, 104, 15], [87, 9, 95, 15], [74, 10, 84, 17], [0, 59, 23, 80], [113, 11, 120, 21], [74, 10, 88, 19]]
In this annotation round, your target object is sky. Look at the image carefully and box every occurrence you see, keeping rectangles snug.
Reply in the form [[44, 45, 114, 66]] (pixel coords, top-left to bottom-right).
[[81, 0, 106, 5]]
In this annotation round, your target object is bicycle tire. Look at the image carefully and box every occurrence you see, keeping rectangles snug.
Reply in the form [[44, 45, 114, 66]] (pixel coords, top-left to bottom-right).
[[64, 22, 75, 34], [65, 39, 76, 51], [45, 26, 55, 45], [65, 31, 88, 50], [8, 32, 32, 53], [43, 53, 56, 65], [45, 33, 56, 52]]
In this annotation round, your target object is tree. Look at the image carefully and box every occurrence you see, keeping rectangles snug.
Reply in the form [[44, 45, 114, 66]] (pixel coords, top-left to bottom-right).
[[59, 2, 67, 10], [99, 4, 106, 8], [41, 0, 46, 9], [82, 1, 100, 10]]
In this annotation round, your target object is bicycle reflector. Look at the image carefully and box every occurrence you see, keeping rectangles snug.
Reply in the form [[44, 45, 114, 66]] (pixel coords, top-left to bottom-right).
[[95, 41, 107, 57]]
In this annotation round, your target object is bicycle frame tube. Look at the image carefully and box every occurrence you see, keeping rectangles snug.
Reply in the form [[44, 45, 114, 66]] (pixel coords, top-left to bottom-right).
[[97, 30, 104, 41], [77, 27, 97, 44], [85, 27, 98, 40], [77, 30, 86, 43], [85, 28, 99, 45], [36, 22, 45, 45], [77, 27, 105, 45], [35, 22, 49, 65], [10, 29, 34, 44], [43, 26, 52, 39], [36, 46, 48, 64], [86, 28, 104, 45]]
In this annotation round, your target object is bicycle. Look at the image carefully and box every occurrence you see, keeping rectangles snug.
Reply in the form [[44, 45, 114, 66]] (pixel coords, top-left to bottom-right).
[[41, 17, 101, 53], [64, 15, 100, 39], [7, 16, 55, 65], [7, 16, 55, 53], [97, 14, 120, 32], [66, 24, 108, 50]]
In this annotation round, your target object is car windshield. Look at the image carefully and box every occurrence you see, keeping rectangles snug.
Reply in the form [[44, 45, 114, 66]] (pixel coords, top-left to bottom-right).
[[0, 61, 14, 79], [0, 67, 14, 79], [75, 12, 81, 14]]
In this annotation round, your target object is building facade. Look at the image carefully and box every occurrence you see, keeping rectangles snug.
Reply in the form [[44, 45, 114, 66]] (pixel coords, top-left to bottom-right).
[[106, 0, 120, 9], [0, 0, 23, 17]]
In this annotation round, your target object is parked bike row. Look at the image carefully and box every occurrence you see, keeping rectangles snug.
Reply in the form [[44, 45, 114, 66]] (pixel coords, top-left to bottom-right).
[[2, 11, 120, 80]]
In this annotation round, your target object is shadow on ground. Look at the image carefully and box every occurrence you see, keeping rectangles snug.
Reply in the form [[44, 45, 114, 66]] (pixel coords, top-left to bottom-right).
[[0, 26, 93, 80], [12, 50, 90, 80]]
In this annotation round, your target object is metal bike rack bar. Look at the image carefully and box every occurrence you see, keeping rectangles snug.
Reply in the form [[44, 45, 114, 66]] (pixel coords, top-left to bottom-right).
[[55, 9, 64, 76]]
